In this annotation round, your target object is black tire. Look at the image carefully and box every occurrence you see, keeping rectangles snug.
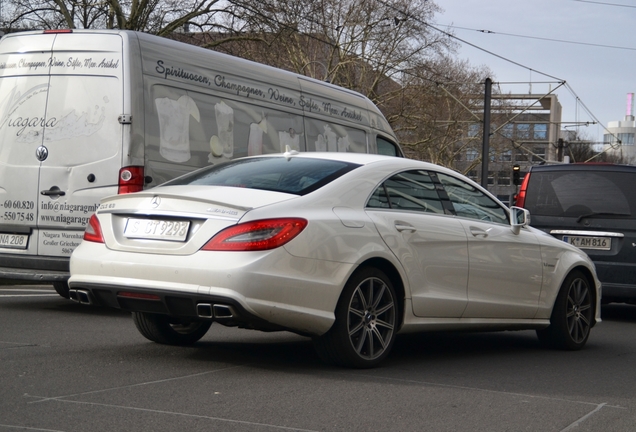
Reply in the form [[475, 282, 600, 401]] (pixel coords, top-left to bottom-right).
[[314, 267, 398, 368], [132, 312, 212, 345], [537, 270, 594, 350], [53, 281, 70, 299]]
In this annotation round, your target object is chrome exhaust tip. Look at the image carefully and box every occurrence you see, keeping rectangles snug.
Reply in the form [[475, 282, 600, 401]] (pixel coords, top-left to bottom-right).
[[196, 303, 213, 319], [69, 289, 92, 305], [213, 304, 234, 319]]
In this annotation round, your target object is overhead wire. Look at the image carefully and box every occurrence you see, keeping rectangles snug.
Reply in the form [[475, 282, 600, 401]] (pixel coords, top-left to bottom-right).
[[375, 0, 621, 153]]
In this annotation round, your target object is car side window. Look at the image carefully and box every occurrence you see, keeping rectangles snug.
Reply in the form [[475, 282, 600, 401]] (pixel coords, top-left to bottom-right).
[[367, 170, 444, 214], [436, 172, 508, 224]]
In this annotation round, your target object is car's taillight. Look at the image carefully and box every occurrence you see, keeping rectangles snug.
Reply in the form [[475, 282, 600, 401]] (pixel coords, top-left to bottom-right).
[[202, 218, 308, 251], [84, 214, 105, 243], [514, 172, 531, 208], [118, 166, 144, 194]]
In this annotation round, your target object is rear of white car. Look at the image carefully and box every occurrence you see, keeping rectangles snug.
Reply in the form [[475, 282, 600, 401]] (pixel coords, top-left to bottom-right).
[[69, 156, 376, 335]]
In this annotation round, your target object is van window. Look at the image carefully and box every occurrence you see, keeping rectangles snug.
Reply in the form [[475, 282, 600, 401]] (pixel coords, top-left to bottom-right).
[[377, 136, 399, 156], [303, 117, 367, 153], [524, 171, 634, 218], [147, 84, 305, 167]]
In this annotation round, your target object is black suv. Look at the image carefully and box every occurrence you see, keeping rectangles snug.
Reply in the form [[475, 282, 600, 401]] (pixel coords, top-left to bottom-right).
[[515, 163, 636, 304]]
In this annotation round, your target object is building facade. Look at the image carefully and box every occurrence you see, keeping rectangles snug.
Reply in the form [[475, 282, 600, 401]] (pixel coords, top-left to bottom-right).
[[604, 93, 636, 162], [456, 94, 562, 204]]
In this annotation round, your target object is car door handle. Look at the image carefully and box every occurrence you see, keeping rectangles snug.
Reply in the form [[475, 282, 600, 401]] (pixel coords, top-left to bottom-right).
[[40, 187, 66, 197], [469, 227, 488, 238], [395, 222, 416, 233]]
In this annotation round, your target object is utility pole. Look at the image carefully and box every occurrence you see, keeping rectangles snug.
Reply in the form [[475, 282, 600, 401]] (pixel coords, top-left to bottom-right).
[[481, 78, 492, 189]]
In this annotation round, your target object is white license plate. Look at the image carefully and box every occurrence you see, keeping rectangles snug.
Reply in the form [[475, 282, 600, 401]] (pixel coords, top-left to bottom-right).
[[0, 233, 28, 249], [563, 235, 611, 250], [124, 218, 190, 242]]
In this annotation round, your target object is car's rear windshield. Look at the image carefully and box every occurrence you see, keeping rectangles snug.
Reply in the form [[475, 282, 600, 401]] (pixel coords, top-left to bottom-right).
[[525, 169, 636, 218], [164, 157, 360, 195]]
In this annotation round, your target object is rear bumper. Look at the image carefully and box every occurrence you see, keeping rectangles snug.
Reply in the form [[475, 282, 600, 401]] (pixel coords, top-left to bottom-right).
[[0, 254, 69, 283], [600, 283, 636, 303], [68, 283, 290, 333], [69, 241, 352, 336]]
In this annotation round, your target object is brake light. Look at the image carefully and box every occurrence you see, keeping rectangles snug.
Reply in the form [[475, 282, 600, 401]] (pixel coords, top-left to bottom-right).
[[118, 166, 145, 194], [117, 291, 161, 300], [202, 218, 308, 251], [84, 214, 105, 243], [514, 172, 531, 208], [43, 29, 73, 34]]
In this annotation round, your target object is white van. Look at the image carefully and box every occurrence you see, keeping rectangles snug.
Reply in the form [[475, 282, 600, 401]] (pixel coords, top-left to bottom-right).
[[0, 29, 401, 298]]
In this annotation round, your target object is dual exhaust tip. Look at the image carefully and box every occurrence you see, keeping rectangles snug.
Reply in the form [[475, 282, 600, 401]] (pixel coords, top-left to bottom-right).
[[69, 291, 234, 320], [196, 303, 234, 319], [69, 289, 92, 305]]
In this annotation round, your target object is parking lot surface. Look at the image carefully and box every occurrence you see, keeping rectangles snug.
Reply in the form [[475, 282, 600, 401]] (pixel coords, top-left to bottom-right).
[[2, 285, 636, 431]]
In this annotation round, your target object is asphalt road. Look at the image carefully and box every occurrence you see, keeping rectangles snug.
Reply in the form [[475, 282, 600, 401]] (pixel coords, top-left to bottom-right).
[[1, 285, 636, 432]]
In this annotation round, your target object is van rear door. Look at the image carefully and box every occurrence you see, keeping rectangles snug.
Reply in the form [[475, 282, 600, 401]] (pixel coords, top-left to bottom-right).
[[0, 31, 123, 258]]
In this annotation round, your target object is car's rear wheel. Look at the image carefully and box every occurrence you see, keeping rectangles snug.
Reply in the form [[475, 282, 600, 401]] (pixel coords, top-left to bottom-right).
[[537, 270, 593, 350], [313, 267, 398, 368], [53, 281, 70, 299], [132, 312, 212, 345]]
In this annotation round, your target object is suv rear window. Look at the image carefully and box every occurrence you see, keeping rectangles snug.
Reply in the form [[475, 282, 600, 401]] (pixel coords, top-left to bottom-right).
[[525, 170, 635, 218], [164, 156, 360, 195]]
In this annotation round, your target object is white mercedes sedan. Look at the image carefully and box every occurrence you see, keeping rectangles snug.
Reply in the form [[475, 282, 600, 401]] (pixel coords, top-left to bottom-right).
[[69, 152, 601, 368]]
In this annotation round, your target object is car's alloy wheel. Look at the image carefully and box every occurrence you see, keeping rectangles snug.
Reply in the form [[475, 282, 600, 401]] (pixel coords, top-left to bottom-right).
[[314, 267, 398, 368], [537, 270, 593, 350], [132, 312, 212, 345]]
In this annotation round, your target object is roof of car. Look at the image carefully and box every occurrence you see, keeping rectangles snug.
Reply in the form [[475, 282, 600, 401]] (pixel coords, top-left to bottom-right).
[[528, 163, 636, 172]]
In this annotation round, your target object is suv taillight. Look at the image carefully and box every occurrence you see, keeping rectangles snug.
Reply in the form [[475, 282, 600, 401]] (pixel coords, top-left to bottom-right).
[[514, 172, 531, 208], [118, 166, 144, 194]]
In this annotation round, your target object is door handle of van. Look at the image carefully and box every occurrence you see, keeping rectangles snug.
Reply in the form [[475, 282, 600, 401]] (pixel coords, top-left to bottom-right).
[[40, 187, 66, 197]]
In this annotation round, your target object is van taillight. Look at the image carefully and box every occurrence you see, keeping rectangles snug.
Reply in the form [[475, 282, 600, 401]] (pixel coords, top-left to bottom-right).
[[118, 166, 144, 194], [43, 29, 73, 34], [514, 172, 531, 208]]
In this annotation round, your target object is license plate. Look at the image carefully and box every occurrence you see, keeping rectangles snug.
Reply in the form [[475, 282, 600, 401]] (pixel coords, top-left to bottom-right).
[[0, 233, 28, 249], [563, 235, 611, 250], [124, 218, 190, 242]]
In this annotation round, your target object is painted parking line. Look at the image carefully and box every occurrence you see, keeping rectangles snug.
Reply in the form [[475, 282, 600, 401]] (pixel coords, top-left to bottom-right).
[[0, 288, 58, 297]]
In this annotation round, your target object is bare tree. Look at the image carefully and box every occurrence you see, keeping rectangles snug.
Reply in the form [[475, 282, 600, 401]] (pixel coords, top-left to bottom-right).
[[1, 0, 495, 169], [0, 0, 232, 36]]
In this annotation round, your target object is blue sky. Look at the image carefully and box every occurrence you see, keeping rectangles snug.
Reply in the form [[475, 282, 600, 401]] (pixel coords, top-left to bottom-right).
[[436, 0, 636, 143]]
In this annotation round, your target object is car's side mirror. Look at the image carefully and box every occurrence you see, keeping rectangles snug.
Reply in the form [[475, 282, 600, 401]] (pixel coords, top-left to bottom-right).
[[510, 206, 531, 235]]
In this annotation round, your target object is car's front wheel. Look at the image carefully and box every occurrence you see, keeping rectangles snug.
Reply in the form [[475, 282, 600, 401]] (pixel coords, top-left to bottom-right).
[[537, 270, 594, 350], [314, 267, 398, 368], [132, 312, 212, 345]]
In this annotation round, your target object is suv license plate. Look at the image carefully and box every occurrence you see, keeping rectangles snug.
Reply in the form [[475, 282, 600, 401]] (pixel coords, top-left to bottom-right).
[[124, 219, 190, 242], [563, 235, 611, 250], [0, 233, 28, 249]]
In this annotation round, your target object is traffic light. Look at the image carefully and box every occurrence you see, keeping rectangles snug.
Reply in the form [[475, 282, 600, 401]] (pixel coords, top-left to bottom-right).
[[512, 164, 521, 185]]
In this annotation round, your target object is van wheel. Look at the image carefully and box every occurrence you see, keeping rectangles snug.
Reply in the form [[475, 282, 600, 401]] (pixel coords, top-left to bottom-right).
[[537, 270, 593, 350], [313, 267, 397, 368], [53, 282, 70, 299], [132, 312, 211, 345]]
